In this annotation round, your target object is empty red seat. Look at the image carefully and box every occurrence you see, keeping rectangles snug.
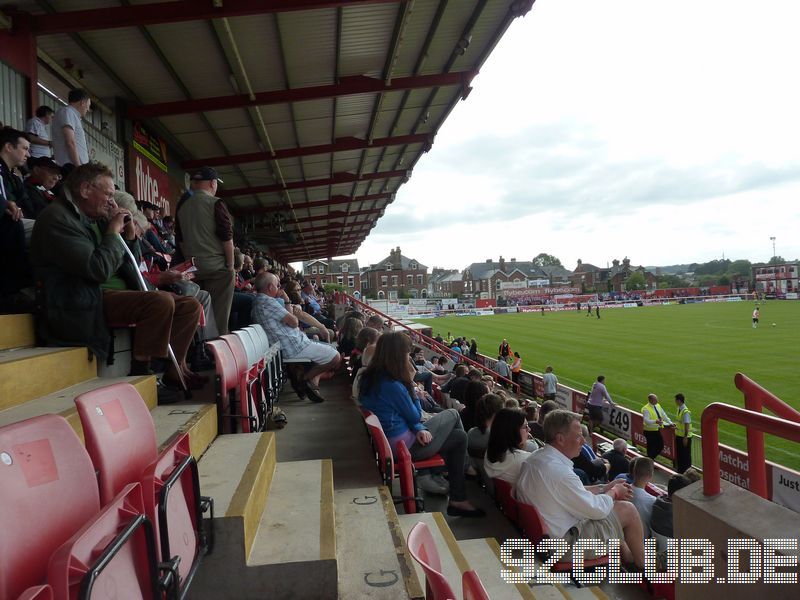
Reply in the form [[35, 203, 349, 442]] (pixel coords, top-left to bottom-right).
[[491, 477, 519, 525], [221, 333, 262, 433], [0, 415, 100, 599], [462, 570, 490, 600], [74, 383, 208, 593], [48, 482, 164, 600], [206, 338, 241, 434]]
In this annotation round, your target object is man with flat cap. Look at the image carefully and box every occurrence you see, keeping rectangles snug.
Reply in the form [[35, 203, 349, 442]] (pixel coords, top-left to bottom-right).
[[24, 156, 62, 218], [176, 166, 235, 334]]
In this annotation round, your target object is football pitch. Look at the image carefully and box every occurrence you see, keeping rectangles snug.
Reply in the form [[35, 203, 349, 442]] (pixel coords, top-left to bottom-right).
[[414, 301, 800, 470]]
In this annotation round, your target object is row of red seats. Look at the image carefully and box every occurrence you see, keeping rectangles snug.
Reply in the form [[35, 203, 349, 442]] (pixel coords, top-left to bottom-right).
[[0, 383, 210, 600]]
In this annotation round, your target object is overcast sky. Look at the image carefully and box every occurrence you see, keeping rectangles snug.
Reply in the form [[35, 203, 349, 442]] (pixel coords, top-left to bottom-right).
[[314, 0, 800, 272]]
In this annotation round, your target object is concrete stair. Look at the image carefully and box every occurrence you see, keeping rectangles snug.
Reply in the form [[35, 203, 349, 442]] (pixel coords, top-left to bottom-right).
[[334, 486, 423, 600], [192, 432, 337, 599]]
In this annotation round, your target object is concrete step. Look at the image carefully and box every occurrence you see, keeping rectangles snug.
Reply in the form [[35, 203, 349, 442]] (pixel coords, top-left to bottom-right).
[[0, 374, 155, 441], [0, 313, 35, 350], [458, 537, 542, 600], [335, 486, 423, 600], [0, 346, 96, 409], [153, 402, 218, 461]]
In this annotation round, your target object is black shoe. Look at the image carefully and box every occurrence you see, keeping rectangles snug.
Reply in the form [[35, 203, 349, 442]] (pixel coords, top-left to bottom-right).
[[157, 384, 182, 405], [446, 505, 486, 518], [304, 382, 325, 404], [289, 378, 307, 399]]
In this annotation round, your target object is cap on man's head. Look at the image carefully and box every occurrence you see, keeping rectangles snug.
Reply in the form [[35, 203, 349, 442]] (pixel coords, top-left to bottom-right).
[[190, 166, 223, 183], [28, 156, 61, 171]]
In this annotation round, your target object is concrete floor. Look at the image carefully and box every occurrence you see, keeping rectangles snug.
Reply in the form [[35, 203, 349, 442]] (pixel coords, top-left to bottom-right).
[[271, 372, 520, 542]]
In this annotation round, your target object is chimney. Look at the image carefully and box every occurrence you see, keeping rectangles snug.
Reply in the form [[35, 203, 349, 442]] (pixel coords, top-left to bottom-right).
[[499, 256, 505, 271], [612, 259, 620, 267], [485, 259, 492, 264], [510, 258, 516, 262], [577, 259, 582, 266], [623, 257, 630, 268]]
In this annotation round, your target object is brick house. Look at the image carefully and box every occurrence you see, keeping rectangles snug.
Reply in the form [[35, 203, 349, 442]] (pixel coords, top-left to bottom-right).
[[570, 258, 656, 292], [302, 258, 361, 297], [462, 257, 547, 300], [361, 247, 428, 299], [428, 268, 465, 298]]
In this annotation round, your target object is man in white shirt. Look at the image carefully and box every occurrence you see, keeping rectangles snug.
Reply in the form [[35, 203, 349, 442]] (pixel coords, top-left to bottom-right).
[[25, 106, 55, 158], [517, 410, 645, 568], [52, 89, 91, 166], [629, 457, 657, 537]]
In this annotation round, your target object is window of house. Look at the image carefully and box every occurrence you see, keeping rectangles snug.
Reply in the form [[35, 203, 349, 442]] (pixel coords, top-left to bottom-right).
[[417, 274, 423, 285], [410, 261, 417, 270], [391, 275, 398, 286], [341, 264, 349, 273], [311, 266, 317, 274], [348, 276, 354, 287], [381, 276, 388, 287], [385, 262, 392, 271], [337, 276, 343, 285], [496, 280, 501, 290], [362, 280, 368, 290], [311, 278, 316, 286], [407, 275, 413, 286], [319, 266, 325, 274]]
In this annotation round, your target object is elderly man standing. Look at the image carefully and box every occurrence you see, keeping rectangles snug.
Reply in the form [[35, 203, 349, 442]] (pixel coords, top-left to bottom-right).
[[176, 166, 235, 334], [52, 89, 92, 166], [252, 272, 340, 403], [641, 393, 674, 460], [516, 410, 645, 569], [31, 163, 203, 399]]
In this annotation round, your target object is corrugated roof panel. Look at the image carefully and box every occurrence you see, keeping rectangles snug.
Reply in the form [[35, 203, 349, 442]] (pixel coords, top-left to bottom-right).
[[416, 0, 480, 75], [389, 1, 441, 78], [338, 3, 399, 78], [276, 10, 337, 88], [146, 20, 238, 100], [225, 15, 288, 93]]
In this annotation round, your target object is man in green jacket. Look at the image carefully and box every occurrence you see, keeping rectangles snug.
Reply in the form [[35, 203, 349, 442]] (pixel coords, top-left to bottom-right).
[[30, 162, 203, 391]]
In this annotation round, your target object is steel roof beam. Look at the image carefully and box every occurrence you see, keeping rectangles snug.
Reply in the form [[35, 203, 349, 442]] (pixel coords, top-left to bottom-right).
[[127, 72, 475, 119], [28, 0, 403, 35], [235, 193, 392, 216], [220, 170, 407, 198], [182, 134, 431, 168], [288, 207, 382, 224]]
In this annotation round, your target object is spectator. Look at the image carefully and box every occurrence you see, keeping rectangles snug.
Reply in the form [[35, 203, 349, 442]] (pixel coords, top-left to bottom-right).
[[251, 272, 340, 403], [25, 106, 55, 158], [468, 338, 478, 360], [301, 281, 335, 330], [351, 326, 380, 399], [30, 163, 203, 398], [441, 364, 469, 404], [365, 314, 385, 331], [0, 128, 32, 305], [630, 457, 657, 536], [241, 254, 255, 280], [176, 166, 235, 335], [466, 393, 505, 458], [484, 408, 532, 486], [52, 89, 91, 166], [602, 438, 632, 480], [494, 355, 512, 387], [229, 251, 255, 331], [586, 375, 615, 433], [498, 338, 512, 359], [542, 365, 558, 401], [516, 410, 645, 568], [358, 332, 485, 518], [572, 424, 609, 484], [530, 399, 558, 442], [460, 380, 490, 431], [338, 317, 363, 356], [650, 474, 692, 538], [24, 156, 61, 218]]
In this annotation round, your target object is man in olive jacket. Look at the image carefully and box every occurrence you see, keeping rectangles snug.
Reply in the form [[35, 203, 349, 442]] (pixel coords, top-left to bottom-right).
[[30, 162, 202, 387]]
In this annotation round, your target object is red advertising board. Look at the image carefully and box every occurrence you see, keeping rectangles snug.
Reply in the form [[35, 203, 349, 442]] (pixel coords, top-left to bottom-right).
[[476, 299, 496, 308]]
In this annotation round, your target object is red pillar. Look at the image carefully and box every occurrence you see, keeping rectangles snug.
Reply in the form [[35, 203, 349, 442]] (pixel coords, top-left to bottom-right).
[[0, 10, 39, 121]]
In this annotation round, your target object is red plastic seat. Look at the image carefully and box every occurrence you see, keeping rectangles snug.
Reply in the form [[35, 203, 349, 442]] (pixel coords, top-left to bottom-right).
[[406, 522, 458, 600], [48, 483, 163, 600], [206, 338, 239, 434], [221, 333, 261, 433], [362, 413, 444, 514], [517, 500, 609, 573], [0, 415, 100, 600], [462, 570, 490, 600], [491, 478, 519, 525], [74, 383, 208, 592], [17, 584, 53, 600]]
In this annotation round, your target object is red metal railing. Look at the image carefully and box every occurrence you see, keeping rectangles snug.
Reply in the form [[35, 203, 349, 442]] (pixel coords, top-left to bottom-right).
[[701, 402, 800, 497], [333, 292, 520, 392], [734, 373, 800, 497]]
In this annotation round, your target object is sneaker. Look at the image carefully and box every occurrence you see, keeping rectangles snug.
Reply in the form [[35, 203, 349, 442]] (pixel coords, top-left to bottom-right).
[[417, 473, 449, 495], [304, 382, 326, 403]]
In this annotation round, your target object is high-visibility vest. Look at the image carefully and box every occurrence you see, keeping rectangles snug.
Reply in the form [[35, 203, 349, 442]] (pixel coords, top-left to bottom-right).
[[642, 403, 666, 432], [676, 404, 692, 438]]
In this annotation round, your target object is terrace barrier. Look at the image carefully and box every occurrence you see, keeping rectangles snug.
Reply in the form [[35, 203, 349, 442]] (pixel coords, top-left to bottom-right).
[[702, 402, 800, 498]]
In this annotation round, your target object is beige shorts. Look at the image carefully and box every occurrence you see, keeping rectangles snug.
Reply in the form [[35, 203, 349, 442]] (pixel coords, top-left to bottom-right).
[[562, 511, 624, 560]]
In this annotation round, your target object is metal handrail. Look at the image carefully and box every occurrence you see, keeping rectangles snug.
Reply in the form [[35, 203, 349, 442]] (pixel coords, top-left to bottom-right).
[[334, 292, 520, 392], [701, 402, 800, 498]]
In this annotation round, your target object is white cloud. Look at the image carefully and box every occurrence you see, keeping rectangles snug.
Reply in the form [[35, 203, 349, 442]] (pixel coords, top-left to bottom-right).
[[308, 0, 800, 271]]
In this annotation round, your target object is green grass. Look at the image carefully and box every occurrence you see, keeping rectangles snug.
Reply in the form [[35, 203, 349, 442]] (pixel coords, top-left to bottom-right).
[[415, 301, 800, 469]]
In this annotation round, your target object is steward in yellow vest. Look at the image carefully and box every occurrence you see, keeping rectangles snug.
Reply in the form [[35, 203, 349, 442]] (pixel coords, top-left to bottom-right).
[[674, 393, 693, 473], [641, 394, 674, 460]]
